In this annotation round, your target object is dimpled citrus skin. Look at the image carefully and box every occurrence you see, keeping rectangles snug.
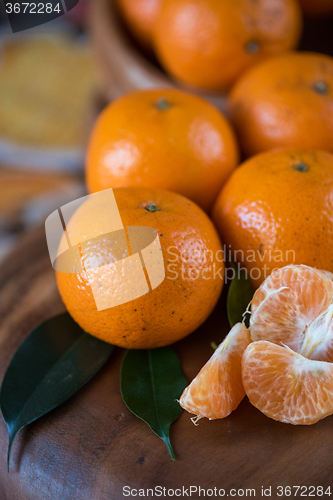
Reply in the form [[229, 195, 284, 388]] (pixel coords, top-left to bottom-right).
[[86, 88, 239, 213], [228, 52, 333, 158], [154, 0, 302, 92], [212, 149, 333, 288], [179, 322, 251, 420], [56, 187, 224, 349], [116, 0, 162, 49], [242, 341, 333, 425]]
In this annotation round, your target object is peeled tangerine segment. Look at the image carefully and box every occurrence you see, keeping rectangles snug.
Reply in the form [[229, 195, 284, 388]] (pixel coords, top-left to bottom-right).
[[179, 322, 251, 420], [250, 265, 333, 362], [242, 341, 333, 425]]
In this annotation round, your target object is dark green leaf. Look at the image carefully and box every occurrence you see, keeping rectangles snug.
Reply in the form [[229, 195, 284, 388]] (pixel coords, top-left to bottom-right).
[[227, 263, 255, 328], [121, 347, 187, 460], [0, 312, 114, 471]]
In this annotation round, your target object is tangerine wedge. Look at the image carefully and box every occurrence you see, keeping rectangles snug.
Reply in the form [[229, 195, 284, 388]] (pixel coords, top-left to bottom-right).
[[250, 265, 333, 362], [179, 322, 251, 421], [242, 341, 333, 425]]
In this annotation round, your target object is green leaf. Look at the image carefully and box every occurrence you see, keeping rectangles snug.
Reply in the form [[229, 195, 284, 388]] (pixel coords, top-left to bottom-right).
[[121, 347, 187, 460], [0, 312, 114, 471], [227, 263, 255, 328]]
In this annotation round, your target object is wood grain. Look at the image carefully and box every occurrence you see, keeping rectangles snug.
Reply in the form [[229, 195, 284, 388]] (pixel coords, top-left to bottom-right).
[[0, 226, 332, 499]]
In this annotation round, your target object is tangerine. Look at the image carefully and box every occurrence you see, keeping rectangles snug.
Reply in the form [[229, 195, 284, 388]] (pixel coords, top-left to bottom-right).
[[116, 0, 162, 49], [212, 149, 333, 288], [86, 88, 239, 213], [56, 187, 224, 349], [179, 322, 251, 420], [228, 52, 333, 157], [154, 0, 302, 92], [242, 340, 333, 425], [250, 265, 333, 362]]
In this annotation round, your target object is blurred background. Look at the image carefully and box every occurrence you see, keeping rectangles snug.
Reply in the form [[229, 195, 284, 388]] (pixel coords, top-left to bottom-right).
[[0, 0, 332, 265], [0, 0, 91, 262]]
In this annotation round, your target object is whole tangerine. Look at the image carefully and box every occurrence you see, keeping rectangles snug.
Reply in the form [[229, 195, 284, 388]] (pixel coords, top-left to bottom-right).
[[86, 88, 239, 213], [228, 52, 333, 158], [56, 187, 225, 349], [212, 149, 333, 288], [153, 0, 302, 92]]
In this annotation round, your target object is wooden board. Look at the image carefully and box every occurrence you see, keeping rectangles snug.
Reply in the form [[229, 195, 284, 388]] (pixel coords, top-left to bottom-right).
[[0, 226, 333, 500]]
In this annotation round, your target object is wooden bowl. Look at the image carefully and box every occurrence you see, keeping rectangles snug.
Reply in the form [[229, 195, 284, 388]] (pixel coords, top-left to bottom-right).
[[88, 0, 227, 112], [1, 226, 333, 499]]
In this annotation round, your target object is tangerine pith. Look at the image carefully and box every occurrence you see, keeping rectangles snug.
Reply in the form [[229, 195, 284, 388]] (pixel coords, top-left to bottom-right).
[[242, 340, 333, 425], [179, 322, 251, 420]]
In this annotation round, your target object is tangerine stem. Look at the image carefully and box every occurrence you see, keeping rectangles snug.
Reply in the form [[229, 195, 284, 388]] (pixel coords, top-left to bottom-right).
[[191, 415, 203, 426], [145, 203, 161, 212]]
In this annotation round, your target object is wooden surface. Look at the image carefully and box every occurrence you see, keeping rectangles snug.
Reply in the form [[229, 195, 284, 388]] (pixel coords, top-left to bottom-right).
[[0, 227, 333, 499]]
